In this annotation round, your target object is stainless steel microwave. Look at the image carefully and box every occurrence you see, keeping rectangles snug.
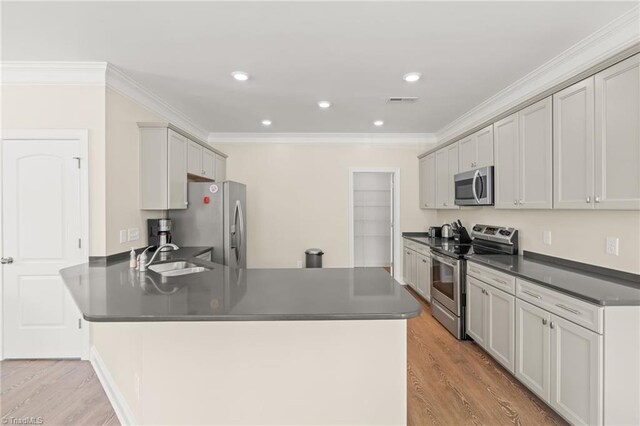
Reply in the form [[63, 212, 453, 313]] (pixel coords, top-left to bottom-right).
[[454, 166, 494, 206]]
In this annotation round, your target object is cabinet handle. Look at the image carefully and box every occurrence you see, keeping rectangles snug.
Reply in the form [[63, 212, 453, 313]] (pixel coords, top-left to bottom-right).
[[522, 289, 541, 299], [586, 196, 591, 203], [595, 196, 600, 203], [556, 304, 581, 315], [481, 289, 485, 294], [519, 200, 523, 205], [513, 200, 518, 205], [550, 321, 555, 329], [542, 318, 547, 325], [422, 259, 427, 263], [493, 277, 508, 285], [443, 202, 447, 207]]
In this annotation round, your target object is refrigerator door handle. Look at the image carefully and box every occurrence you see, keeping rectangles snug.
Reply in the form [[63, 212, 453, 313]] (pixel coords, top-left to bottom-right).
[[231, 200, 245, 266]]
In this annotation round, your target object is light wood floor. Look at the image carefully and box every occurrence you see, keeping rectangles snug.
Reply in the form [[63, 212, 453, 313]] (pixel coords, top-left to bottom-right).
[[1, 288, 565, 426], [1, 359, 119, 426], [406, 286, 567, 426]]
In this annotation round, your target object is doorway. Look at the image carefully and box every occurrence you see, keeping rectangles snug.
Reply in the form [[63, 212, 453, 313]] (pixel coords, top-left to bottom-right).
[[349, 169, 400, 277], [1, 130, 90, 359]]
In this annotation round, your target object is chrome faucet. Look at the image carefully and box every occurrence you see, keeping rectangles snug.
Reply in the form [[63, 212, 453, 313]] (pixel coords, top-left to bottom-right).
[[137, 243, 179, 272]]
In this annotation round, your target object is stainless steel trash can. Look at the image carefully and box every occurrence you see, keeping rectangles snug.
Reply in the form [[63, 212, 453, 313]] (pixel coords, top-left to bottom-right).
[[305, 248, 324, 268]]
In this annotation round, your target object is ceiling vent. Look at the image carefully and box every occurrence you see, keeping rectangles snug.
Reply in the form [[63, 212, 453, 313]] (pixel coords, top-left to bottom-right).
[[386, 97, 419, 104]]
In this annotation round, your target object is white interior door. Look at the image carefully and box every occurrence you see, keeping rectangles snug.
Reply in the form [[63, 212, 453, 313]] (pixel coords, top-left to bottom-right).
[[2, 139, 84, 358]]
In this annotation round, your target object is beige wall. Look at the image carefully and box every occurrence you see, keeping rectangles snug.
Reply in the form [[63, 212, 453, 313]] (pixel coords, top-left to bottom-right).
[[105, 88, 166, 255], [1, 85, 108, 256], [211, 142, 436, 269], [438, 209, 640, 274]]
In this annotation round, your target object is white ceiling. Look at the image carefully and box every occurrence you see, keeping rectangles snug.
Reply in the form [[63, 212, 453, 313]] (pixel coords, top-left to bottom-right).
[[1, 1, 636, 134]]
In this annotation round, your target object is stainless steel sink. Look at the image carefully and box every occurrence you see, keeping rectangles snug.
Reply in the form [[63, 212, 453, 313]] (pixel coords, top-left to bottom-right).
[[148, 261, 211, 277]]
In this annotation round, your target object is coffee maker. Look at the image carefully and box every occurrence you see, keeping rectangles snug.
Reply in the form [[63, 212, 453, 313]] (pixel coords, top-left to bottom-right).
[[147, 219, 172, 250]]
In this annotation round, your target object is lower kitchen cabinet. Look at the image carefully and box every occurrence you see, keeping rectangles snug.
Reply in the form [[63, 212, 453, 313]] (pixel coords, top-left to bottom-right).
[[415, 253, 431, 301], [403, 246, 417, 289], [515, 299, 551, 401], [516, 298, 603, 425], [466, 275, 515, 372], [550, 315, 603, 425]]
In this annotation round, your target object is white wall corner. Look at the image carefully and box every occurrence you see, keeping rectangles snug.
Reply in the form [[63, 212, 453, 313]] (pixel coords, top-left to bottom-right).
[[0, 61, 108, 85], [90, 346, 136, 426], [105, 64, 209, 141], [207, 132, 437, 148], [435, 5, 640, 144]]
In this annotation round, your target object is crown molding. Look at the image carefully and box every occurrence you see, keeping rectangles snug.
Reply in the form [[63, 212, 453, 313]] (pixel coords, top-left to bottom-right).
[[435, 5, 640, 145], [208, 132, 437, 147], [0, 61, 107, 85], [105, 64, 208, 140]]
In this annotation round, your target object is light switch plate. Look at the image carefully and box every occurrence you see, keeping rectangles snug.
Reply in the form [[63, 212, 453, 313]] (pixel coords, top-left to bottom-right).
[[606, 237, 619, 256], [543, 231, 552, 245], [128, 227, 140, 242], [119, 230, 127, 244]]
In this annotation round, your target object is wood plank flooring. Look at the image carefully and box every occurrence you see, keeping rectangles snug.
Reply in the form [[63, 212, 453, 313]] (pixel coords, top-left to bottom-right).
[[406, 286, 567, 426], [1, 288, 565, 426], [1, 359, 119, 426]]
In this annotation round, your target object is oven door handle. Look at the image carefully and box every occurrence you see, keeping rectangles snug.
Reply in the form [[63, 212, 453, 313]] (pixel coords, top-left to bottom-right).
[[472, 169, 481, 204], [431, 252, 456, 267]]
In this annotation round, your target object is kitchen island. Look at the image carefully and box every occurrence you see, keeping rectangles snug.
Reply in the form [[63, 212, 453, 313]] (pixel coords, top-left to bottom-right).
[[61, 248, 420, 426]]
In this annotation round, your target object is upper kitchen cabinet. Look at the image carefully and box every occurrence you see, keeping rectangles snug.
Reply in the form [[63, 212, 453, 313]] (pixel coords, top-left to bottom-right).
[[554, 78, 595, 209], [140, 127, 188, 210], [419, 153, 435, 209], [495, 97, 553, 209], [435, 143, 459, 209], [594, 54, 640, 210], [458, 125, 494, 173], [555, 54, 640, 210], [139, 123, 229, 210], [215, 154, 227, 182]]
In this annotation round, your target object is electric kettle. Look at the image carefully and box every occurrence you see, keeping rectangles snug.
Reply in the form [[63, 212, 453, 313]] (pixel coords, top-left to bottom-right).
[[441, 223, 454, 239]]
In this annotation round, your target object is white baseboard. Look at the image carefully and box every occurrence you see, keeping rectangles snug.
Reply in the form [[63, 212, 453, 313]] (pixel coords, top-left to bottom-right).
[[90, 346, 136, 426]]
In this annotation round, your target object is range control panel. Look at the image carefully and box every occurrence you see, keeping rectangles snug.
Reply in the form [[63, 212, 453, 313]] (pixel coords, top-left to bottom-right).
[[471, 224, 518, 245]]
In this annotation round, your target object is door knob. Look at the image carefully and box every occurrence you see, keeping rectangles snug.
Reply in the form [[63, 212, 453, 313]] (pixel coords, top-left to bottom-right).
[[1, 257, 14, 264]]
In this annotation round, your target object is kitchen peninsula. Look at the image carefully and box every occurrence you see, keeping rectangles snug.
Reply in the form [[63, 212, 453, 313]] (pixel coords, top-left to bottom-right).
[[61, 248, 420, 426]]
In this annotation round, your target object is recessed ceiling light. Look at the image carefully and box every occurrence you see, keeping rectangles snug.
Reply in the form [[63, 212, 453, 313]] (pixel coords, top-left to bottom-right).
[[261, 119, 272, 126], [318, 101, 332, 109], [231, 71, 250, 81], [403, 72, 422, 83], [373, 120, 384, 127]]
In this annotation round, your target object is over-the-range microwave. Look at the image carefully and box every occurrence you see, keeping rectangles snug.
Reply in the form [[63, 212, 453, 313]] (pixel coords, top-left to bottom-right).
[[454, 166, 494, 206]]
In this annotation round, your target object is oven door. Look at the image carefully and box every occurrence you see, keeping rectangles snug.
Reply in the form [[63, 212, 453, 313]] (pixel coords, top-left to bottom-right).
[[454, 166, 493, 206], [430, 252, 460, 315]]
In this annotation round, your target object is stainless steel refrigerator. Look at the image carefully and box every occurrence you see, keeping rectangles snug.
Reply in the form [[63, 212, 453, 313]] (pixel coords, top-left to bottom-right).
[[169, 181, 247, 268]]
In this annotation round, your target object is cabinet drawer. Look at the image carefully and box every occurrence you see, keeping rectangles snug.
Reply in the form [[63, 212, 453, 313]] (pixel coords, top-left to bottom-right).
[[467, 262, 515, 294], [414, 244, 431, 257], [403, 239, 419, 252], [516, 278, 603, 334]]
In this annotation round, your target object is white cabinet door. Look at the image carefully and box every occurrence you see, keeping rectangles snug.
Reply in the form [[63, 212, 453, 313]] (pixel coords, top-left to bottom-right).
[[424, 153, 435, 208], [215, 154, 227, 182], [466, 276, 486, 347], [594, 54, 640, 210], [550, 315, 603, 426], [416, 254, 431, 300], [516, 299, 551, 401], [187, 140, 203, 176], [167, 130, 188, 209], [446, 143, 459, 209], [519, 97, 553, 209], [435, 147, 449, 208], [409, 250, 418, 289], [419, 156, 429, 209], [475, 125, 494, 169], [494, 114, 520, 209], [403, 247, 413, 286], [202, 149, 216, 179], [486, 286, 515, 372], [554, 78, 595, 209], [458, 135, 475, 173]]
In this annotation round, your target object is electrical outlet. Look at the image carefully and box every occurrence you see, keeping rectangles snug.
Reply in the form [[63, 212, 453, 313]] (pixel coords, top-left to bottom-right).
[[119, 230, 127, 244], [543, 231, 552, 246], [134, 373, 141, 400], [128, 227, 140, 242], [606, 237, 619, 256], [297, 260, 303, 268]]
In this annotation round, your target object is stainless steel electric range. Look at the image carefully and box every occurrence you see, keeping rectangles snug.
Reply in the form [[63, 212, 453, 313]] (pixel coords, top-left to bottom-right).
[[430, 224, 518, 339]]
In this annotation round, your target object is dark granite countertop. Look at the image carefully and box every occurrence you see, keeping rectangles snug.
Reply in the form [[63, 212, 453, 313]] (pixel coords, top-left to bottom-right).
[[61, 247, 421, 322], [466, 254, 640, 306], [402, 232, 640, 306]]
